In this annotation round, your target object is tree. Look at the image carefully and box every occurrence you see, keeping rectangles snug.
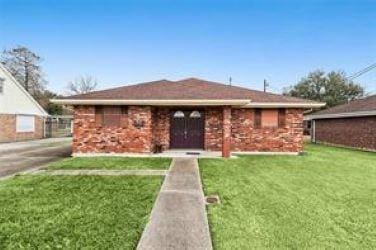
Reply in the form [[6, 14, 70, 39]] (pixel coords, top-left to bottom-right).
[[37, 90, 63, 115], [284, 70, 364, 107], [1, 46, 46, 97], [67, 75, 98, 95]]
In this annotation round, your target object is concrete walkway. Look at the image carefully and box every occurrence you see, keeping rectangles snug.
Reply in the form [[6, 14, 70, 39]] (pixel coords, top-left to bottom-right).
[[137, 158, 212, 250], [28, 169, 168, 176]]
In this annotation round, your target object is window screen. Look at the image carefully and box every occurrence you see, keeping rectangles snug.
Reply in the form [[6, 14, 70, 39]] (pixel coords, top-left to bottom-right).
[[103, 106, 122, 126], [255, 109, 286, 128], [95, 106, 126, 127], [261, 109, 279, 128], [16, 115, 35, 132]]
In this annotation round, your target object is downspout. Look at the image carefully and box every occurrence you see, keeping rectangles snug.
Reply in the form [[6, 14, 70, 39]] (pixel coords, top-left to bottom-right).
[[311, 119, 316, 143], [43, 117, 46, 138]]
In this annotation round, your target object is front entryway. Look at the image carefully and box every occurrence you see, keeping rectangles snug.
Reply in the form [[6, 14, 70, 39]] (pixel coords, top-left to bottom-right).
[[170, 110, 204, 149]]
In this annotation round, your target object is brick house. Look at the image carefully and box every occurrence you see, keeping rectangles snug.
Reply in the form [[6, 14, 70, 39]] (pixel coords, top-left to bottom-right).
[[52, 78, 323, 157], [308, 95, 376, 151], [0, 64, 48, 142]]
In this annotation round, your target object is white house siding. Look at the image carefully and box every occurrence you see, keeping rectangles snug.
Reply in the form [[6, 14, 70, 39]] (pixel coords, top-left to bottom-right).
[[0, 64, 48, 142]]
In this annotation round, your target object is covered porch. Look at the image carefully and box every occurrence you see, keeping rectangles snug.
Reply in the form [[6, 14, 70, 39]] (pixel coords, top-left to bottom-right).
[[151, 106, 232, 158]]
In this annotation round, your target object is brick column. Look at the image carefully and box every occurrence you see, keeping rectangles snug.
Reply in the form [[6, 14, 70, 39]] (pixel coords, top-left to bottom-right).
[[222, 106, 231, 158]]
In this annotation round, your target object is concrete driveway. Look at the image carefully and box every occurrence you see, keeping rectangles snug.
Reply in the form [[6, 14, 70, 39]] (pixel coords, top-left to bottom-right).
[[0, 138, 72, 178]]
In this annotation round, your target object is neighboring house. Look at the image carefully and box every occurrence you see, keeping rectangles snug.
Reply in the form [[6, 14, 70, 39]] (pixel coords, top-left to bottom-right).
[[52, 78, 324, 157], [0, 64, 49, 142], [308, 95, 376, 151]]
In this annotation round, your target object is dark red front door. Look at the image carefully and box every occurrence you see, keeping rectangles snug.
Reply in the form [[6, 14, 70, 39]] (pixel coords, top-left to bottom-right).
[[170, 110, 204, 149]]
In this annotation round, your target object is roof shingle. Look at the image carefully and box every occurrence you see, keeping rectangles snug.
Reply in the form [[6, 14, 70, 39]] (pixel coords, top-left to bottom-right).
[[313, 95, 376, 115], [62, 78, 315, 103]]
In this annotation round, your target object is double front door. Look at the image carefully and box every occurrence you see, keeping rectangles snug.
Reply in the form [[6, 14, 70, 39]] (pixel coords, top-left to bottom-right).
[[170, 110, 204, 149]]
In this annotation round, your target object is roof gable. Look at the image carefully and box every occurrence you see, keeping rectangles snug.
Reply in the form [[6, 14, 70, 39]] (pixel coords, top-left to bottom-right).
[[0, 64, 48, 116]]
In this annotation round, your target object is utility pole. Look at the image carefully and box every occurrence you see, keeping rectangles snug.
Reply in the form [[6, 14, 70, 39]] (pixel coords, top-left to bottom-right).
[[263, 79, 269, 92], [229, 77, 232, 86]]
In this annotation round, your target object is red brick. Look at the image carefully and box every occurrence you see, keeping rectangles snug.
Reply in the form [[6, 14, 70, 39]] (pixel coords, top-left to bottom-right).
[[0, 114, 44, 142], [314, 116, 376, 150], [72, 106, 304, 154]]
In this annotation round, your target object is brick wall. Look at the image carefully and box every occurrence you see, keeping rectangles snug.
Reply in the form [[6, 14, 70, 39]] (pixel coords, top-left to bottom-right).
[[204, 108, 223, 151], [72, 106, 304, 154], [0, 114, 44, 142], [152, 107, 170, 150], [314, 116, 376, 151], [232, 108, 304, 152], [73, 105, 152, 153], [205, 108, 304, 152]]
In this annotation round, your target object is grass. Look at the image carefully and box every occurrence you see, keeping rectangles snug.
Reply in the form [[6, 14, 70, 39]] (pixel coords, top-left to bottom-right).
[[48, 157, 171, 170], [0, 175, 162, 249], [199, 143, 376, 249]]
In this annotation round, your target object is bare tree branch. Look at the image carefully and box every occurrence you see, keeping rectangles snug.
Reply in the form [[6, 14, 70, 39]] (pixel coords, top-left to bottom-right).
[[67, 75, 98, 95], [1, 45, 47, 97]]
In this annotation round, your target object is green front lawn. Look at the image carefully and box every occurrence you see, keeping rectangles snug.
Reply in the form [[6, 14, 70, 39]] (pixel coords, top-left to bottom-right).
[[200, 144, 376, 248], [0, 175, 162, 249], [48, 157, 171, 170]]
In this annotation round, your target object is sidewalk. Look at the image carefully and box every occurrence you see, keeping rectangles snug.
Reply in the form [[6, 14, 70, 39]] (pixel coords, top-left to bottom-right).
[[137, 158, 212, 250]]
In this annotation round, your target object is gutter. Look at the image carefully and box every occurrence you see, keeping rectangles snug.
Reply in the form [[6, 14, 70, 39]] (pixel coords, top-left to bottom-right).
[[307, 110, 376, 120], [242, 102, 325, 108]]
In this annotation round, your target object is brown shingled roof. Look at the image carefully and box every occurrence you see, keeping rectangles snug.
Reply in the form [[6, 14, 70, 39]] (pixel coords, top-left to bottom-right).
[[62, 78, 314, 103], [313, 95, 376, 115]]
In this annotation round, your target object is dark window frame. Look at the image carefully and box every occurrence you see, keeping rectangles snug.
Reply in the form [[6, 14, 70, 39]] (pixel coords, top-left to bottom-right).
[[254, 108, 286, 129], [254, 109, 262, 128], [95, 106, 128, 127]]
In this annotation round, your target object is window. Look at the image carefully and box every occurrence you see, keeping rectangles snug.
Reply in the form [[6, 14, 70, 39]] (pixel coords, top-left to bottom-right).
[[254, 109, 285, 128], [0, 77, 4, 94], [103, 106, 122, 126], [173, 111, 185, 118], [189, 111, 201, 118], [262, 109, 278, 127], [95, 106, 127, 127], [16, 115, 35, 132]]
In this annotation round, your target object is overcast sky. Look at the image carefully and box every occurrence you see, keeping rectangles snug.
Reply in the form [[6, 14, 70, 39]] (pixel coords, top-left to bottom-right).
[[1, 0, 375, 95]]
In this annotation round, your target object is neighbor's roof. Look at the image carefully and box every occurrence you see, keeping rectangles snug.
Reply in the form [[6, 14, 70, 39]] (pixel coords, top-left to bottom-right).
[[52, 78, 324, 108], [308, 95, 376, 119]]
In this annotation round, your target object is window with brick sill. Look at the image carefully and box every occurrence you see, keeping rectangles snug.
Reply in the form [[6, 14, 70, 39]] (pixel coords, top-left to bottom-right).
[[95, 106, 128, 127], [254, 108, 286, 129]]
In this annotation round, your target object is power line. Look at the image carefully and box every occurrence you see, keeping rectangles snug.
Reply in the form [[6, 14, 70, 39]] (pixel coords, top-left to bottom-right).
[[347, 62, 376, 80]]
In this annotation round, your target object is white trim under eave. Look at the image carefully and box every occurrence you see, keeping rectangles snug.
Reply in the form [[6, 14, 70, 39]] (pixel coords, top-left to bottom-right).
[[307, 110, 376, 120], [50, 99, 252, 106], [51, 99, 325, 108], [242, 102, 326, 108]]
